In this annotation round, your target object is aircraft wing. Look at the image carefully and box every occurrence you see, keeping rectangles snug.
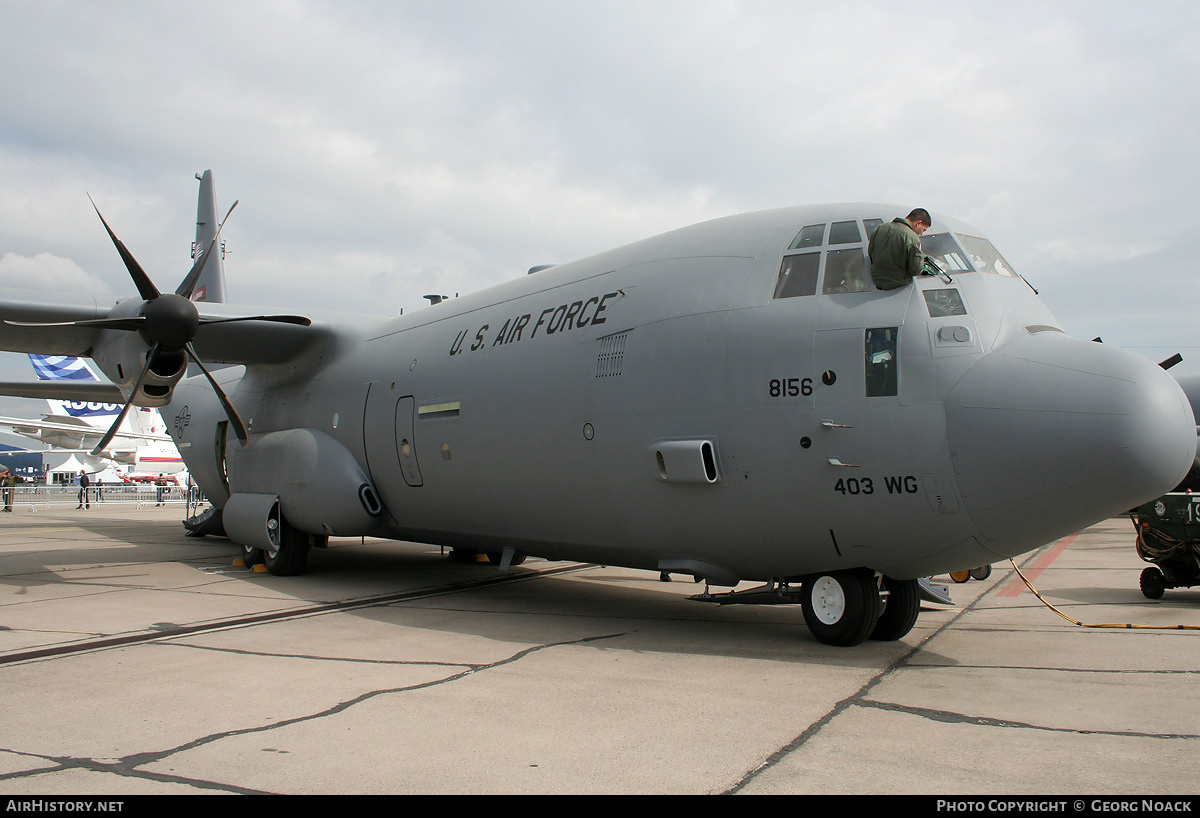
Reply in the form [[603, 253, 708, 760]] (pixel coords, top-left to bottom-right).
[[0, 415, 172, 443], [0, 445, 137, 456], [190, 305, 335, 365], [0, 289, 110, 356], [0, 380, 124, 402], [0, 288, 360, 368]]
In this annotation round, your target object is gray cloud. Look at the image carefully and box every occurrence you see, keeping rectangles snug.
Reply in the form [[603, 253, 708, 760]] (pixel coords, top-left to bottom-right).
[[0, 0, 1196, 400]]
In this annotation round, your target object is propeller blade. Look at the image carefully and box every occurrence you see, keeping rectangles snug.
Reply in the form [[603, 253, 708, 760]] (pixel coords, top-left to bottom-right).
[[4, 316, 146, 331], [176, 200, 238, 299], [88, 195, 160, 301], [185, 343, 249, 445], [198, 314, 313, 327], [89, 343, 159, 456]]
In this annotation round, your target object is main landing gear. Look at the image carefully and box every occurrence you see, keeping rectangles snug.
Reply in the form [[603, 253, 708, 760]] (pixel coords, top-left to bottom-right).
[[691, 569, 921, 647], [242, 516, 327, 576]]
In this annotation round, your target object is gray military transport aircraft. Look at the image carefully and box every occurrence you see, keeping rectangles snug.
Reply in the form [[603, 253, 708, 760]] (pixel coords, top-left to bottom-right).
[[0, 199, 1195, 646]]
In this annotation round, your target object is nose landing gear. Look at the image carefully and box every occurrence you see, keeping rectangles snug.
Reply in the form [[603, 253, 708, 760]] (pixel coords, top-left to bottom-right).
[[801, 569, 881, 647], [689, 568, 924, 647], [799, 570, 920, 646]]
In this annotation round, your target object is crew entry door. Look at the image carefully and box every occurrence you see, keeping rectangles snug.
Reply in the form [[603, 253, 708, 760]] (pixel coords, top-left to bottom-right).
[[363, 383, 423, 524], [394, 396, 422, 487]]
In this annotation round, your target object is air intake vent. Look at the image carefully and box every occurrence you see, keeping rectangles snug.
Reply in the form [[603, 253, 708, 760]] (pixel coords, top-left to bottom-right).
[[652, 439, 721, 484], [596, 332, 628, 378]]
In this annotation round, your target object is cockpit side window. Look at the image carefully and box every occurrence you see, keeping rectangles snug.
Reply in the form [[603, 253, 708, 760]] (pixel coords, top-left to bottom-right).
[[773, 252, 819, 298], [823, 248, 870, 294], [776, 218, 882, 299], [829, 221, 861, 244], [788, 224, 825, 250]]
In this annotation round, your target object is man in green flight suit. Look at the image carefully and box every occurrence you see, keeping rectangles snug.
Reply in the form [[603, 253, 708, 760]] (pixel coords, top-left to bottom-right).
[[868, 208, 932, 290]]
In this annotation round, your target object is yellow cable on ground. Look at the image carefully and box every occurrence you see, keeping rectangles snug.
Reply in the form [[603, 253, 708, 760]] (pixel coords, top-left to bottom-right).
[[1007, 559, 1200, 631]]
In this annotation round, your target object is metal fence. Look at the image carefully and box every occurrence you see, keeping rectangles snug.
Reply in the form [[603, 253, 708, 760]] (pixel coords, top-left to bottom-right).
[[1, 483, 204, 511]]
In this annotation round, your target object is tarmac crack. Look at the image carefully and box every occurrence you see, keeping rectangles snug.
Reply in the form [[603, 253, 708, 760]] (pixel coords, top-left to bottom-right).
[[721, 556, 1018, 794], [722, 543, 1200, 795], [0, 630, 628, 794], [854, 698, 1200, 740], [161, 641, 478, 667], [0, 750, 269, 794]]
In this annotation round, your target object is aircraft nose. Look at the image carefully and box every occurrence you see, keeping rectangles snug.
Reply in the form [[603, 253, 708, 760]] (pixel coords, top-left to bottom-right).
[[944, 331, 1195, 557]]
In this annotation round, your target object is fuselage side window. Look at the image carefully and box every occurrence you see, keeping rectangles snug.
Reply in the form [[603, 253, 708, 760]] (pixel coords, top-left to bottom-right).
[[823, 248, 870, 294], [865, 327, 898, 397], [788, 224, 826, 250], [774, 252, 819, 298], [924, 288, 967, 317], [829, 221, 861, 244]]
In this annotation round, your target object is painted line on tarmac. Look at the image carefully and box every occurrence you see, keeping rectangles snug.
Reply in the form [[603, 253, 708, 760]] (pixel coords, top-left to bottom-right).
[[997, 531, 1079, 597]]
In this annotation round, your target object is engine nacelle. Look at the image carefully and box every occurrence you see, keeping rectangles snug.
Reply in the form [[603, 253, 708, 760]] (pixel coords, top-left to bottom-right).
[[90, 299, 187, 407]]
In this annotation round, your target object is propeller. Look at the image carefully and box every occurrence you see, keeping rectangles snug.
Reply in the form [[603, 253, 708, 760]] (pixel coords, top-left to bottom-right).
[[9, 197, 311, 455]]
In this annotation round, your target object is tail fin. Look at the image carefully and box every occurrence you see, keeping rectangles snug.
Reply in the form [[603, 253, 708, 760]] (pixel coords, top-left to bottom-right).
[[190, 169, 227, 304], [29, 354, 122, 418]]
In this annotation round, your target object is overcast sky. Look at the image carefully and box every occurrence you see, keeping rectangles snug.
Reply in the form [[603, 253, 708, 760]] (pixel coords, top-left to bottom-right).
[[0, 0, 1197, 435]]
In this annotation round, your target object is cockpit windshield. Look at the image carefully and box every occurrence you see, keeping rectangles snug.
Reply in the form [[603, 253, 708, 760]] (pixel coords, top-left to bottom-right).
[[956, 234, 1017, 277], [921, 233, 1017, 277]]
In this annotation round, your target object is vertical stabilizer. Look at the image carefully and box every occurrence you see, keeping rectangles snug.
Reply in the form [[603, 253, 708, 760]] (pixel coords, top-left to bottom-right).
[[29, 355, 121, 420], [191, 169, 227, 304]]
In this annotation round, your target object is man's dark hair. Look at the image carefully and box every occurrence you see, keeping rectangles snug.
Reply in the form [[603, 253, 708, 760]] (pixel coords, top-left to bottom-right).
[[907, 208, 931, 225]]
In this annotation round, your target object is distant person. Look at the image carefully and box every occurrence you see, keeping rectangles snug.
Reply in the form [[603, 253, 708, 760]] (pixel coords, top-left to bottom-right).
[[77, 470, 90, 509], [1, 468, 14, 512], [868, 208, 932, 290], [156, 474, 167, 506]]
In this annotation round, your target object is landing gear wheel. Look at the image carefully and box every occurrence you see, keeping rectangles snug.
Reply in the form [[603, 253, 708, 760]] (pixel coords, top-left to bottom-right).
[[802, 569, 882, 647], [950, 570, 971, 583], [969, 565, 992, 581], [240, 543, 262, 567], [449, 548, 480, 563], [871, 577, 920, 641], [263, 518, 317, 576], [1140, 566, 1167, 600]]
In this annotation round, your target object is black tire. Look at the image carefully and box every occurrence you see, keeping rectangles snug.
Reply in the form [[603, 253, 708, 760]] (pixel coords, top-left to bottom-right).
[[802, 569, 882, 647], [871, 577, 920, 641], [263, 519, 315, 576], [1140, 566, 1166, 600], [970, 564, 992, 581], [240, 543, 263, 567], [449, 548, 480, 562]]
